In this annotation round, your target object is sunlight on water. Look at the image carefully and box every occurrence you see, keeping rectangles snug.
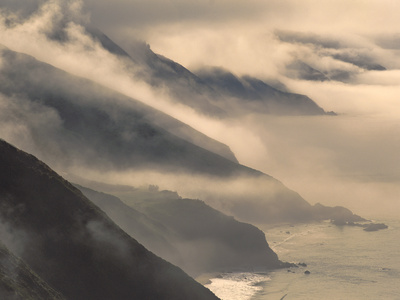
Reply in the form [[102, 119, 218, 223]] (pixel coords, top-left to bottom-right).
[[205, 272, 270, 300], [205, 219, 400, 300], [255, 219, 400, 299]]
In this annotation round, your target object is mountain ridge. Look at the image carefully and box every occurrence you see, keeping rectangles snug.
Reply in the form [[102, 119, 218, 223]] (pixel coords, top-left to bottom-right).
[[88, 29, 329, 117], [76, 184, 286, 276]]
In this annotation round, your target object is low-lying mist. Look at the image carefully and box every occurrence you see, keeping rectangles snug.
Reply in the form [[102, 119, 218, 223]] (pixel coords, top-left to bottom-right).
[[236, 114, 400, 219], [1, 0, 399, 221]]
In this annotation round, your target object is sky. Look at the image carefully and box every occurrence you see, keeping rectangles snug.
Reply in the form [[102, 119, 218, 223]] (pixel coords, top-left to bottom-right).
[[84, 0, 400, 75], [0, 0, 399, 218]]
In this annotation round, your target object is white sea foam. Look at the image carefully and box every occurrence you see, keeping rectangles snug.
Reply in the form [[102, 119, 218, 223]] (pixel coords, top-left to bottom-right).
[[205, 272, 270, 300]]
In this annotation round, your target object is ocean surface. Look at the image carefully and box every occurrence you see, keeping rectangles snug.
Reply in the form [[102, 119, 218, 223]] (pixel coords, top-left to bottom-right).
[[205, 218, 400, 300]]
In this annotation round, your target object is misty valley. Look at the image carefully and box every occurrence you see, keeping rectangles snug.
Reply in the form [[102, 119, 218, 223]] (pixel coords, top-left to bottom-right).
[[0, 1, 399, 299]]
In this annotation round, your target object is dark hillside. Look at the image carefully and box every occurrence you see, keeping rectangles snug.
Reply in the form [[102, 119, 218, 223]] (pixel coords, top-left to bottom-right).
[[78, 185, 286, 276], [0, 139, 218, 300], [0, 46, 238, 167], [74, 185, 183, 267], [126, 194, 285, 274]]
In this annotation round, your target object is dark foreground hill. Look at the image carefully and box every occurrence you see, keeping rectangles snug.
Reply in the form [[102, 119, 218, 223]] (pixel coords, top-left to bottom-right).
[[0, 139, 218, 300], [77, 185, 286, 276]]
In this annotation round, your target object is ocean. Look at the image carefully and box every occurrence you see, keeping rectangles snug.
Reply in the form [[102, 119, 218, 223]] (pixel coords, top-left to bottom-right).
[[205, 218, 400, 300]]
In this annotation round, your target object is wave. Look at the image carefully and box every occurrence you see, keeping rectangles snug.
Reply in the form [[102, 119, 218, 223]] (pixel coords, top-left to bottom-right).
[[205, 272, 270, 300]]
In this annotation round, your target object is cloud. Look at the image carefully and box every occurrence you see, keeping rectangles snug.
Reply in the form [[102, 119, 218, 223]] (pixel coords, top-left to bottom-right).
[[232, 113, 400, 218], [0, 93, 66, 163], [82, 0, 268, 37], [275, 30, 343, 50], [0, 0, 43, 19], [0, 0, 213, 129], [0, 217, 30, 257], [0, 0, 399, 221], [86, 220, 131, 260], [374, 33, 400, 50], [103, 0, 400, 82]]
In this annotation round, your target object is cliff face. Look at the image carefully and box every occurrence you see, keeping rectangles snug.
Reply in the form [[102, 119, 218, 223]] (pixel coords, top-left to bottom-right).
[[74, 185, 184, 268], [78, 185, 284, 276], [0, 139, 218, 300], [127, 195, 284, 274]]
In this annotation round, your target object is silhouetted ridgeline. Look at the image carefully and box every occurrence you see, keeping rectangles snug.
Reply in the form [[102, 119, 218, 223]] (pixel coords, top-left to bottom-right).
[[90, 29, 328, 117], [0, 45, 238, 169], [0, 139, 218, 300]]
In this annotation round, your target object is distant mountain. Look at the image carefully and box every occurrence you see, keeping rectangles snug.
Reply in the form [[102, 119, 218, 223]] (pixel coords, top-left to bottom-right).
[[0, 243, 65, 300], [0, 139, 218, 300], [286, 60, 330, 82], [87, 28, 226, 117], [275, 30, 387, 83], [194, 66, 326, 115], [286, 58, 385, 83], [89, 29, 328, 116], [77, 184, 286, 276], [74, 184, 183, 268], [0, 46, 360, 225], [0, 46, 239, 172], [330, 53, 386, 71]]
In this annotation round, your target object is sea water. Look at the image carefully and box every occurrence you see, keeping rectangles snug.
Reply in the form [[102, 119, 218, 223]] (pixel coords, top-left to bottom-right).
[[205, 218, 400, 300]]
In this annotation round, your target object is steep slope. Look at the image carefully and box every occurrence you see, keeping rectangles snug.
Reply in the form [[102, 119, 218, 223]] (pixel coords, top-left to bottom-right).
[[0, 139, 218, 300], [0, 45, 240, 172], [77, 185, 285, 276], [74, 184, 183, 268], [121, 190, 285, 274], [0, 243, 65, 300], [88, 28, 227, 117], [89, 29, 328, 116]]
